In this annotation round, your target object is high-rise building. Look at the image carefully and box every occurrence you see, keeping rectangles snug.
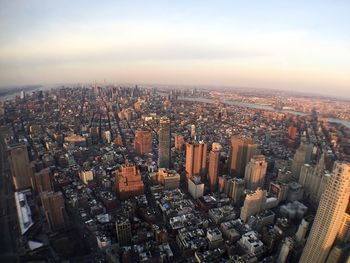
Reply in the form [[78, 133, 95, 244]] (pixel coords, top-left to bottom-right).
[[229, 177, 245, 205], [174, 134, 185, 151], [41, 191, 66, 232], [185, 141, 207, 182], [228, 136, 258, 177], [134, 129, 152, 156], [8, 143, 33, 190], [240, 189, 267, 222], [244, 155, 267, 190], [188, 176, 204, 199], [295, 218, 311, 245], [115, 164, 144, 200], [299, 162, 350, 263], [277, 237, 294, 263], [336, 198, 350, 244], [116, 217, 132, 246], [288, 126, 297, 141], [158, 117, 171, 168], [190, 124, 196, 138], [32, 168, 53, 194], [299, 154, 331, 204], [208, 143, 222, 192], [291, 141, 313, 181]]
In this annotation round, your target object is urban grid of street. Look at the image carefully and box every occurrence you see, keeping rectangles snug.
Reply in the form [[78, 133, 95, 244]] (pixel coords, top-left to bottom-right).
[[0, 86, 350, 262]]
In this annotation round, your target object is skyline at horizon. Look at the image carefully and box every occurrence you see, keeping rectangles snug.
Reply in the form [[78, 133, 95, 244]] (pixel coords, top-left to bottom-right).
[[0, 0, 349, 97]]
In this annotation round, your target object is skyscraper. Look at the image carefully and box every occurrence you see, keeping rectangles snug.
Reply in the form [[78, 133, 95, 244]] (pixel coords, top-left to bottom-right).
[[240, 189, 267, 222], [208, 143, 222, 192], [190, 124, 196, 138], [116, 217, 132, 246], [244, 155, 267, 190], [299, 162, 350, 263], [291, 141, 313, 181], [229, 177, 245, 205], [174, 134, 185, 151], [134, 129, 152, 156], [32, 168, 53, 194], [299, 154, 330, 204], [158, 117, 171, 168], [185, 141, 207, 182], [41, 191, 66, 232], [8, 143, 33, 190], [228, 136, 258, 177]]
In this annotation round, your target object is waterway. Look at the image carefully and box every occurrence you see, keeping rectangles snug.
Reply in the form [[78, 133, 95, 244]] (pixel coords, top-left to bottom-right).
[[177, 97, 350, 129]]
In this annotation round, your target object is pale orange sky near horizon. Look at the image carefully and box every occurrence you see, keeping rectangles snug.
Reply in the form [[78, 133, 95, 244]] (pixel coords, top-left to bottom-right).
[[0, 1, 349, 96]]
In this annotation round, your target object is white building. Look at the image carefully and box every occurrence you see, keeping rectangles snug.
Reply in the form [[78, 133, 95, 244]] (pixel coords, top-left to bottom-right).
[[188, 176, 204, 199]]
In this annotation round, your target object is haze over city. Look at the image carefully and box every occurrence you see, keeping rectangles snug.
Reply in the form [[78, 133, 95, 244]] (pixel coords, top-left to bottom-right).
[[1, 0, 350, 97]]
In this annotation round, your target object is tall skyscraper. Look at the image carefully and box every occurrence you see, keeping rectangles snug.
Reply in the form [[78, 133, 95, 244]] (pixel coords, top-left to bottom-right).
[[185, 141, 207, 182], [229, 177, 245, 205], [244, 155, 268, 190], [134, 129, 152, 156], [208, 143, 222, 192], [299, 162, 350, 263], [8, 143, 33, 190], [32, 168, 53, 194], [41, 191, 66, 232], [228, 136, 258, 177], [158, 117, 171, 168], [291, 141, 313, 181], [115, 164, 144, 200]]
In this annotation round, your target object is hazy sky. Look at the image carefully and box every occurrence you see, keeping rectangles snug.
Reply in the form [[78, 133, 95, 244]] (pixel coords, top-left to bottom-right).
[[0, 0, 349, 96]]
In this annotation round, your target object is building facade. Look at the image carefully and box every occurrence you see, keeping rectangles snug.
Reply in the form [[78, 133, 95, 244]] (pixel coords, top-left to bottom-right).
[[300, 162, 350, 263], [158, 117, 171, 168]]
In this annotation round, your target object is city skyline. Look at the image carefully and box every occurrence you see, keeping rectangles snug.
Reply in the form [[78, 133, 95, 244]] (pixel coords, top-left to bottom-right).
[[1, 1, 349, 97]]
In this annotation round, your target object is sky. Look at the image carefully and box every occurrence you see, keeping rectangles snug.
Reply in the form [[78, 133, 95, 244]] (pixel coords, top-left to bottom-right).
[[0, 0, 349, 96]]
